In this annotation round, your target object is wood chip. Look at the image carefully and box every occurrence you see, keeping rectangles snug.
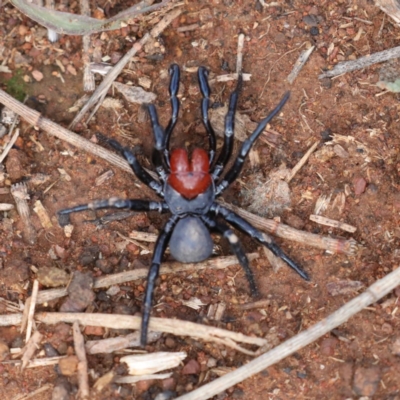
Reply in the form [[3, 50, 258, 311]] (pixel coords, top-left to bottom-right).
[[33, 200, 53, 229], [310, 215, 357, 233]]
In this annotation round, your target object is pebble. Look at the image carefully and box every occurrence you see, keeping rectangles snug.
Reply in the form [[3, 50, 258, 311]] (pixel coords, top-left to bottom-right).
[[58, 355, 79, 376], [60, 271, 95, 312], [31, 70, 44, 81], [162, 377, 176, 391], [303, 15, 319, 27], [84, 325, 104, 336], [353, 177, 367, 195], [4, 259, 29, 282], [352, 366, 381, 396], [320, 337, 338, 356], [36, 266, 70, 288], [182, 359, 201, 375]]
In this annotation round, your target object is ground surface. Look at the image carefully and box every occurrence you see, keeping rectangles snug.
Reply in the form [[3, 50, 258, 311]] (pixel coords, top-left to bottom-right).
[[0, 0, 400, 399]]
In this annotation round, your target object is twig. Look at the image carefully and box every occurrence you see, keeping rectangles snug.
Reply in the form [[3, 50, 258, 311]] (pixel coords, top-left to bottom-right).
[[375, 0, 400, 26], [10, 182, 37, 245], [221, 201, 358, 255], [0, 128, 19, 163], [209, 73, 251, 84], [236, 33, 245, 73], [80, 0, 94, 92], [69, 7, 182, 128], [73, 322, 90, 399], [36, 312, 268, 349], [11, 383, 53, 400], [318, 45, 400, 79], [25, 280, 39, 342], [286, 140, 319, 182], [20, 330, 43, 370], [115, 373, 172, 384], [287, 45, 315, 84], [175, 265, 400, 400], [309, 214, 357, 234]]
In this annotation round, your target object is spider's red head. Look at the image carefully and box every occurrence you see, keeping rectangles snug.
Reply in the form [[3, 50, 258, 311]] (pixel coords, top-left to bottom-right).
[[168, 148, 212, 199]]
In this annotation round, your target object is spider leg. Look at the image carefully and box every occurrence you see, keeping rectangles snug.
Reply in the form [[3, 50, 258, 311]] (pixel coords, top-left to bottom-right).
[[147, 64, 181, 178], [97, 133, 164, 196], [141, 214, 180, 346], [201, 214, 259, 297], [164, 64, 180, 161], [215, 91, 290, 196], [58, 198, 169, 217], [211, 73, 243, 180], [209, 203, 309, 281], [198, 66, 216, 165]]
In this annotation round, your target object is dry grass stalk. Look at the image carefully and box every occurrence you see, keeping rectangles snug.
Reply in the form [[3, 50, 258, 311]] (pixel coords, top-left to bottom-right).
[[36, 312, 268, 349], [20, 330, 43, 370], [80, 0, 95, 92], [25, 280, 39, 342], [0, 203, 14, 210], [0, 128, 19, 163], [221, 201, 358, 255], [120, 352, 187, 375], [175, 265, 400, 400], [375, 0, 400, 26], [10, 182, 37, 244], [0, 313, 23, 326], [73, 322, 90, 399], [286, 140, 319, 183], [86, 331, 162, 354], [310, 214, 357, 233], [210, 73, 251, 83], [115, 372, 172, 384]]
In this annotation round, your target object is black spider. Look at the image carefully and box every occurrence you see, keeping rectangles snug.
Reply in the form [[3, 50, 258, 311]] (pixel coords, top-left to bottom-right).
[[58, 64, 309, 346]]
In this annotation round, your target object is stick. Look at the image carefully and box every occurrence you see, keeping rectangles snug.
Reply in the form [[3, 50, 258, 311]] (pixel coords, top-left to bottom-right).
[[25, 280, 39, 342], [80, 0, 94, 92], [20, 330, 43, 370], [375, 0, 400, 26], [309, 214, 357, 234], [175, 265, 400, 400], [318, 45, 400, 79], [0, 128, 19, 163], [36, 312, 268, 349], [286, 140, 319, 182], [236, 33, 245, 73], [221, 201, 358, 255], [287, 46, 315, 84], [73, 322, 90, 399]]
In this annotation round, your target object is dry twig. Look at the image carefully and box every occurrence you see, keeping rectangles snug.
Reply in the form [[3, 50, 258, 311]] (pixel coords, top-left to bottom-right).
[[319, 45, 400, 79], [25, 280, 39, 342], [287, 45, 315, 84], [20, 330, 43, 370], [73, 322, 90, 399], [176, 265, 400, 400], [310, 214, 357, 234], [286, 140, 319, 183], [0, 128, 19, 163]]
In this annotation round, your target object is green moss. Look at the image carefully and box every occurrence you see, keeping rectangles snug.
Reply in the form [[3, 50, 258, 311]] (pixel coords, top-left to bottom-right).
[[5, 70, 26, 102]]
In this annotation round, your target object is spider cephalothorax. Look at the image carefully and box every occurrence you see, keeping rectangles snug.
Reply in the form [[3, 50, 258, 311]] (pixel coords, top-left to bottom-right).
[[59, 64, 309, 346]]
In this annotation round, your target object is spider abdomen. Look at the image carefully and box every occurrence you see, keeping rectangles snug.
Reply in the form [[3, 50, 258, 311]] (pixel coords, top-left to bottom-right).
[[169, 216, 213, 263], [168, 148, 212, 199]]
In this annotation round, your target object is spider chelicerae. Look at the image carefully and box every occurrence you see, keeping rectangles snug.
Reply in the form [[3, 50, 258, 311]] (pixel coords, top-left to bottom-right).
[[58, 64, 309, 346]]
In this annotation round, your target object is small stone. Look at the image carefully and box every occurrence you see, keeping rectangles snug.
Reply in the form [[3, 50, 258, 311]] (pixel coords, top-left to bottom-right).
[[182, 359, 201, 375], [60, 271, 95, 312], [165, 337, 177, 349], [31, 70, 44, 81], [320, 78, 332, 89], [58, 355, 79, 376], [353, 366, 381, 396], [95, 259, 113, 274], [353, 177, 367, 195], [320, 338, 338, 356], [207, 357, 217, 368], [303, 15, 319, 27], [37, 266, 70, 288], [84, 325, 104, 336], [161, 377, 176, 391], [381, 322, 393, 335]]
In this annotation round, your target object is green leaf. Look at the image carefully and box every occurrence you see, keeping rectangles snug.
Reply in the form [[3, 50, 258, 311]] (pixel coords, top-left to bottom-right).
[[376, 78, 400, 93]]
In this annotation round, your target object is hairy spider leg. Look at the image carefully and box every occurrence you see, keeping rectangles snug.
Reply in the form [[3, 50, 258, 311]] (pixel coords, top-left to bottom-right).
[[58, 198, 169, 216], [98, 134, 164, 197], [164, 64, 181, 163], [209, 204, 310, 281], [211, 74, 243, 180], [201, 215, 259, 297], [198, 66, 217, 165], [215, 91, 290, 196], [141, 214, 180, 346]]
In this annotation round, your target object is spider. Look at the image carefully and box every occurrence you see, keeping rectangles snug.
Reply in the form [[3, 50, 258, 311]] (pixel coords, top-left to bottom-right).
[[58, 64, 309, 346]]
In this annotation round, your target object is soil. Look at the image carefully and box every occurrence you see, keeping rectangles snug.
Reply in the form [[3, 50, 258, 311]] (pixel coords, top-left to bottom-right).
[[0, 0, 400, 399]]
